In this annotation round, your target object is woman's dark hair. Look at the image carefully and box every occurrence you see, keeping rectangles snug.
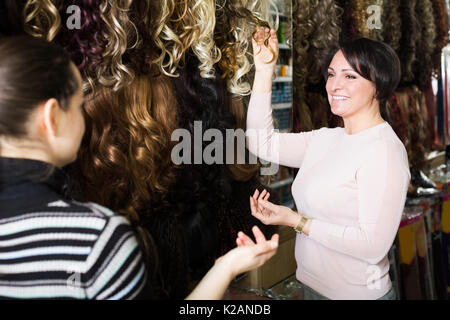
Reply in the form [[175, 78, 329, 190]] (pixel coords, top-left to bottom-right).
[[322, 37, 401, 113], [0, 35, 79, 138]]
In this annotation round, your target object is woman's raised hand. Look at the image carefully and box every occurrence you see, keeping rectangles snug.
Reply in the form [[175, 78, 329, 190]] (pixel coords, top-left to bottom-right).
[[249, 189, 300, 227], [252, 28, 278, 75]]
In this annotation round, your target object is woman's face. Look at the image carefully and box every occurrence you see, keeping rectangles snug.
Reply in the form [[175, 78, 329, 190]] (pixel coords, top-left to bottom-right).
[[325, 50, 377, 119], [55, 63, 85, 167]]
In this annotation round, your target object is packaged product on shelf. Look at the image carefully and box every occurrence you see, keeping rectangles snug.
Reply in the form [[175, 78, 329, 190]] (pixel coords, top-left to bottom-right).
[[441, 195, 450, 299], [398, 207, 424, 299]]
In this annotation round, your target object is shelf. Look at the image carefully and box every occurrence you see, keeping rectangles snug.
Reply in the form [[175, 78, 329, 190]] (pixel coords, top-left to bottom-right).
[[269, 177, 293, 189], [278, 43, 290, 50], [273, 76, 292, 83], [272, 102, 292, 110]]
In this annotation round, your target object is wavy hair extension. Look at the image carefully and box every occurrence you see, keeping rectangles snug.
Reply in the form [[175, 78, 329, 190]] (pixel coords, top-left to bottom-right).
[[337, 0, 357, 43], [430, 0, 449, 79], [96, 0, 137, 91], [292, 0, 317, 132], [55, 0, 106, 93], [381, 0, 401, 52], [398, 0, 421, 84], [22, 0, 61, 41], [413, 0, 436, 91], [214, 0, 274, 95], [385, 92, 409, 146], [307, 0, 342, 84], [350, 0, 370, 38], [0, 0, 28, 36]]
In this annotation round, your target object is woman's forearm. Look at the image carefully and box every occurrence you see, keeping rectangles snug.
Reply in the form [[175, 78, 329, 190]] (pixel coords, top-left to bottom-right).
[[185, 258, 233, 300], [252, 70, 273, 94]]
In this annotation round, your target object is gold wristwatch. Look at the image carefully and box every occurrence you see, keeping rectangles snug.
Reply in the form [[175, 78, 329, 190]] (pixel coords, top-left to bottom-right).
[[293, 216, 309, 234]]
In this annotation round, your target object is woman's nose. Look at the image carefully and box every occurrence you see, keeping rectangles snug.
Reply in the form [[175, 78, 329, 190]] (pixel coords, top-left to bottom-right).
[[328, 75, 343, 92]]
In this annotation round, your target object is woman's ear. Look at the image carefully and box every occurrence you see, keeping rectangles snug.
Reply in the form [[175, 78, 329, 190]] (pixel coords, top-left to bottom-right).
[[40, 98, 60, 138]]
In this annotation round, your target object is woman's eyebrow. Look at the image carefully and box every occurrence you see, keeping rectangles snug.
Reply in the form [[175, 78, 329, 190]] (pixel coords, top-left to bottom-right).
[[328, 67, 356, 72]]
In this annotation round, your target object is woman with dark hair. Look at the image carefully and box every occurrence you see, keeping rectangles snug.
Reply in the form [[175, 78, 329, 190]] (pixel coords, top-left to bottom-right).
[[0, 35, 279, 299], [244, 30, 410, 300]]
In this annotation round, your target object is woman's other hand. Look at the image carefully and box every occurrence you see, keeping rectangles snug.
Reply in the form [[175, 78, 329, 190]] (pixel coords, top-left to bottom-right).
[[217, 226, 278, 279], [249, 189, 301, 228]]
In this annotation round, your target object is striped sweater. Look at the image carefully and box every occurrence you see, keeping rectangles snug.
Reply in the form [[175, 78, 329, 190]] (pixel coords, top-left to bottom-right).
[[0, 157, 149, 299]]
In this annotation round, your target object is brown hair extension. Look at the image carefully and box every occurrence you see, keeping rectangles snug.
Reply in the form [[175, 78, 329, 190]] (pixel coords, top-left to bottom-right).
[[307, 0, 342, 84], [22, 0, 61, 41], [413, 0, 436, 91], [385, 92, 409, 145], [75, 73, 179, 223], [398, 0, 421, 84], [215, 0, 273, 95], [292, 0, 318, 132], [351, 0, 370, 38], [96, 0, 137, 91], [381, 0, 402, 52], [430, 0, 449, 79]]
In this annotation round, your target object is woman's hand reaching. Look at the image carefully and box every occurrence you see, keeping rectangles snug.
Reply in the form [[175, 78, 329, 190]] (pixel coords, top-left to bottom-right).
[[249, 189, 301, 228]]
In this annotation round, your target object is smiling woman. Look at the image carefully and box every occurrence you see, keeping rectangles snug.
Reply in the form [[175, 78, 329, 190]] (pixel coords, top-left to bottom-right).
[[246, 34, 410, 300]]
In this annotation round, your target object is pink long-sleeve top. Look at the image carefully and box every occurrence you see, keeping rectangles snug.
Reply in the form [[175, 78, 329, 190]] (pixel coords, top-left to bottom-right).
[[246, 92, 411, 300]]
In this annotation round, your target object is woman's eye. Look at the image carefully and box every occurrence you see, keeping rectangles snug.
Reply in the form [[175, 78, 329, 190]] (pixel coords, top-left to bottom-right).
[[346, 74, 357, 79], [327, 73, 334, 78]]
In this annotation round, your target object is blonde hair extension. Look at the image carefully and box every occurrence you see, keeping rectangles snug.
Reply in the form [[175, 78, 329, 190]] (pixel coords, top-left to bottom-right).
[[97, 0, 137, 91], [191, 0, 221, 78], [23, 0, 61, 41]]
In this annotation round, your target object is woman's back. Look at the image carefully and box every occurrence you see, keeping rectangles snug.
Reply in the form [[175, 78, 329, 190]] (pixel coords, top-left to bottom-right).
[[0, 157, 147, 299]]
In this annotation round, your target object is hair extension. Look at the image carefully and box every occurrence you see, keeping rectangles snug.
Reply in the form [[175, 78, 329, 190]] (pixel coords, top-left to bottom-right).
[[307, 0, 342, 84], [190, 0, 221, 78], [337, 0, 357, 43], [423, 83, 442, 149], [381, 0, 401, 52], [0, 0, 28, 36], [291, 0, 317, 132], [214, 0, 274, 95], [430, 0, 449, 79], [395, 88, 412, 163], [96, 0, 137, 91], [71, 73, 178, 222], [385, 92, 409, 146], [350, 0, 370, 38], [398, 0, 421, 84], [22, 0, 61, 41], [413, 0, 436, 91], [55, 0, 106, 93]]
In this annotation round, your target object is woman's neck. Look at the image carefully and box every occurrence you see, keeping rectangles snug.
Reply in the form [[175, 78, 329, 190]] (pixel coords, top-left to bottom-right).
[[0, 139, 57, 167]]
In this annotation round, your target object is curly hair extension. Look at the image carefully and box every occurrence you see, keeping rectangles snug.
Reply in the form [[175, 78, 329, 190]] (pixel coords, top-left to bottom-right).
[[22, 0, 61, 41], [72, 73, 178, 223], [0, 0, 28, 36], [291, 0, 317, 132], [55, 0, 106, 93], [307, 0, 342, 84], [398, 0, 421, 84], [381, 0, 401, 52], [190, 0, 221, 78], [350, 0, 370, 38], [413, 0, 436, 91], [430, 0, 449, 79], [96, 0, 137, 91], [214, 0, 274, 95]]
